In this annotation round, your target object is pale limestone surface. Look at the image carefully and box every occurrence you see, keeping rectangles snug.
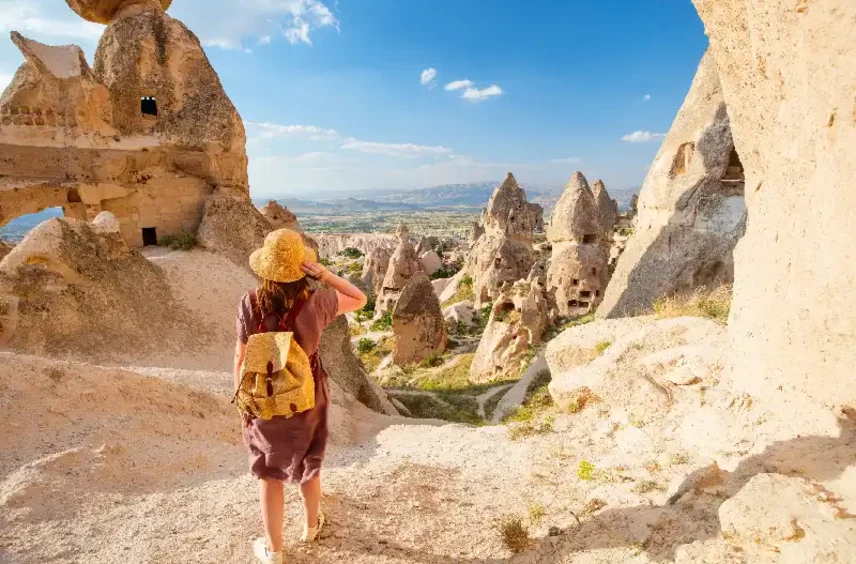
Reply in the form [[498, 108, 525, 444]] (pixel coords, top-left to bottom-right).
[[692, 0, 856, 411], [598, 51, 745, 319]]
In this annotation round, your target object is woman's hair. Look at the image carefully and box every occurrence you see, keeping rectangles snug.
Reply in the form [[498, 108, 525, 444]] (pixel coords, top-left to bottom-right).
[[256, 277, 310, 315]]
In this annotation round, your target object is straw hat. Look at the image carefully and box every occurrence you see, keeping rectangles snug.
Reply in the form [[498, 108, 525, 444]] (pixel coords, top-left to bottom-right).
[[249, 229, 317, 283]]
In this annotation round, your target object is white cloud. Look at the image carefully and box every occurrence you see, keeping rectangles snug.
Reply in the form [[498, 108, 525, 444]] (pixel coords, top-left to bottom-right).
[[462, 84, 503, 102], [0, 1, 104, 41], [340, 138, 452, 158], [258, 35, 272, 45], [444, 79, 473, 91], [420, 67, 437, 87], [621, 130, 666, 143], [550, 157, 582, 163], [246, 122, 340, 141], [643, 94, 651, 101]]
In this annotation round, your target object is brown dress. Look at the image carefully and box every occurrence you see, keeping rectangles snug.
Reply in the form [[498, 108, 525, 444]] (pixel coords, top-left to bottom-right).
[[236, 288, 339, 484]]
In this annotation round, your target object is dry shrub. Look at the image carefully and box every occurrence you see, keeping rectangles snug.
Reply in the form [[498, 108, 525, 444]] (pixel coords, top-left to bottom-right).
[[653, 285, 732, 324], [497, 516, 530, 553]]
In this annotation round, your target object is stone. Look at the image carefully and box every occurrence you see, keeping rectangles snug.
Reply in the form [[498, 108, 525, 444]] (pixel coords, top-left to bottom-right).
[[546, 172, 610, 316], [431, 277, 452, 298], [466, 234, 535, 307], [361, 246, 392, 299], [469, 271, 550, 383], [318, 315, 399, 416], [259, 201, 300, 231], [692, 0, 856, 410], [469, 221, 485, 243], [482, 172, 543, 244], [377, 224, 422, 314], [314, 234, 397, 258], [197, 195, 269, 268], [442, 301, 477, 327], [91, 211, 121, 234], [415, 236, 437, 256], [419, 250, 442, 276], [591, 180, 617, 242], [66, 0, 173, 24], [0, 0, 248, 248], [392, 272, 447, 365], [598, 51, 746, 319]]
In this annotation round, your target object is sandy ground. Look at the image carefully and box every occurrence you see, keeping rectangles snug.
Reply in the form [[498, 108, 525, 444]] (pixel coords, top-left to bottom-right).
[[2, 249, 855, 564]]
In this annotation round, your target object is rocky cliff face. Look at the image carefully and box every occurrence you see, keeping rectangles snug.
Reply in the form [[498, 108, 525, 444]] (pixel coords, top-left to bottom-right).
[[692, 0, 856, 409], [598, 50, 746, 319]]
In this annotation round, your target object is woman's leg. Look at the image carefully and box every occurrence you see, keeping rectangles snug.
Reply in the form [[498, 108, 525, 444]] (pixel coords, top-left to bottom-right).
[[259, 477, 285, 552], [300, 475, 321, 528]]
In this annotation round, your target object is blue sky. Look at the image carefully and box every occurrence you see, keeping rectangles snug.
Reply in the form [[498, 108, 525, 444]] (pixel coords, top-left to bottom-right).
[[0, 0, 708, 199]]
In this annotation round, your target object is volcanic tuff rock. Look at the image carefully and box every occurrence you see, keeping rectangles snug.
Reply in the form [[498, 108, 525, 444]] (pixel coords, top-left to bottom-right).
[[598, 50, 746, 319], [546, 172, 609, 316], [392, 272, 447, 365], [197, 194, 270, 269], [361, 246, 392, 299], [313, 234, 397, 258], [0, 0, 248, 247], [481, 173, 543, 244], [466, 235, 535, 308], [592, 180, 618, 242], [469, 221, 485, 243], [692, 0, 856, 409], [259, 201, 300, 231], [377, 224, 421, 314], [419, 250, 442, 277]]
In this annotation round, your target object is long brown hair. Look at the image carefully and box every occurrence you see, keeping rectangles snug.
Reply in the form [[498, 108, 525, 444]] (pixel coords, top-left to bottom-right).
[[256, 277, 310, 316]]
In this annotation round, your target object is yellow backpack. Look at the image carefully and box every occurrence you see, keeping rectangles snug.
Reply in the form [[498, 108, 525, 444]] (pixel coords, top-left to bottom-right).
[[233, 295, 315, 420]]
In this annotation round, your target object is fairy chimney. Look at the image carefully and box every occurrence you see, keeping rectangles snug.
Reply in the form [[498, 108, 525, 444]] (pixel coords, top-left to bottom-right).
[[377, 224, 421, 313], [592, 180, 617, 242], [392, 272, 447, 365]]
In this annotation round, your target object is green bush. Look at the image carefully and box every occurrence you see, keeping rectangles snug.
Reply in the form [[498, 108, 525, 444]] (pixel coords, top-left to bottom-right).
[[159, 231, 198, 251], [319, 257, 331, 267], [339, 247, 364, 259], [429, 263, 462, 280], [370, 311, 393, 332], [355, 299, 376, 323], [357, 338, 375, 354]]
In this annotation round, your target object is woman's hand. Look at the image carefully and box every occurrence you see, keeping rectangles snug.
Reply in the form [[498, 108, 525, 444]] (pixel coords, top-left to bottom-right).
[[301, 261, 329, 281], [241, 411, 253, 429]]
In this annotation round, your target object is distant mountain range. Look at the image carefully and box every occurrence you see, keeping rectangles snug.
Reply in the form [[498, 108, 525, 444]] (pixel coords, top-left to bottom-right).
[[258, 181, 640, 214]]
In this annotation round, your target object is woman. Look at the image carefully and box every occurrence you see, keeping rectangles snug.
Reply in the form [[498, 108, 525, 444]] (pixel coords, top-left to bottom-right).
[[234, 229, 367, 564]]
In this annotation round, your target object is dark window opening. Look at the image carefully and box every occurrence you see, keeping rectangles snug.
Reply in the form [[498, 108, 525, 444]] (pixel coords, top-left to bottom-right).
[[572, 278, 579, 286], [67, 188, 81, 203], [591, 267, 597, 275], [671, 142, 695, 176], [595, 290, 600, 297], [582, 234, 597, 244], [579, 301, 590, 308], [141, 96, 158, 117], [723, 147, 745, 182], [142, 227, 158, 246], [494, 257, 502, 268], [568, 300, 579, 307], [580, 290, 592, 298]]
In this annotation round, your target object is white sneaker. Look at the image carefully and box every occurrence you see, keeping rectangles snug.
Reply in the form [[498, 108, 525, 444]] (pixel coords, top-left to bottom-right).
[[301, 512, 326, 543], [253, 537, 283, 564]]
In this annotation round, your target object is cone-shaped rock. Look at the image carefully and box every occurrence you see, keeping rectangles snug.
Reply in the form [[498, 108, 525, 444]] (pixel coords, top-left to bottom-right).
[[482, 173, 542, 244], [592, 180, 617, 242], [377, 224, 421, 313], [361, 246, 392, 299], [392, 272, 447, 365], [547, 172, 601, 244], [598, 50, 745, 319]]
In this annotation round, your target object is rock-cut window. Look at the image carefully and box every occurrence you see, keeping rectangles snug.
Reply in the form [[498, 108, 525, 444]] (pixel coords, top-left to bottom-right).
[[141, 96, 158, 117]]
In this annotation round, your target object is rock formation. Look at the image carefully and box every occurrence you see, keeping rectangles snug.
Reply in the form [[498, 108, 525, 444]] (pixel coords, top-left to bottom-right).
[[392, 272, 447, 365], [313, 233, 397, 258], [197, 194, 271, 269], [0, 0, 248, 248], [592, 180, 617, 242], [597, 51, 746, 319], [361, 246, 392, 299], [376, 224, 421, 314], [469, 264, 550, 383], [469, 221, 484, 243], [691, 0, 856, 409], [546, 172, 609, 316], [258, 201, 300, 231], [419, 250, 442, 277], [466, 173, 538, 306]]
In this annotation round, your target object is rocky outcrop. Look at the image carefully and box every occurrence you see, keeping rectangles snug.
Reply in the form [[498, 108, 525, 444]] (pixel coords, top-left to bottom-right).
[[466, 173, 539, 307], [469, 264, 550, 383], [592, 180, 617, 242], [197, 194, 269, 268], [392, 272, 447, 365], [361, 246, 392, 299], [0, 0, 248, 248], [377, 224, 421, 314], [469, 222, 484, 243], [598, 51, 746, 319], [313, 233, 397, 258], [258, 201, 300, 231], [318, 315, 399, 416], [691, 0, 856, 409], [546, 172, 609, 316], [419, 250, 442, 276]]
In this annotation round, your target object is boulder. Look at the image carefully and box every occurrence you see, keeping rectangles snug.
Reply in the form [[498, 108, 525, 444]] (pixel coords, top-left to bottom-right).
[[443, 301, 477, 327], [361, 246, 392, 299], [258, 201, 301, 231], [598, 51, 745, 319], [438, 268, 468, 304], [318, 315, 399, 416], [392, 272, 447, 365], [546, 172, 610, 316], [692, 0, 856, 409], [197, 195, 270, 269], [416, 236, 438, 255], [419, 250, 442, 276]]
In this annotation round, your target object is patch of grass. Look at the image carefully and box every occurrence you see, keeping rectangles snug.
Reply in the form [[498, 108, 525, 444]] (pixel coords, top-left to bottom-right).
[[668, 452, 690, 466], [482, 387, 506, 420], [544, 312, 595, 341], [354, 299, 375, 323], [441, 274, 474, 307], [339, 247, 364, 259], [577, 460, 596, 481], [594, 340, 613, 355], [408, 353, 476, 391], [370, 311, 393, 332], [319, 257, 331, 267], [358, 336, 393, 373], [644, 460, 661, 473], [497, 517, 530, 554], [618, 227, 635, 237], [580, 498, 607, 517], [159, 231, 198, 250], [653, 285, 732, 324], [419, 354, 444, 369], [629, 416, 645, 428], [527, 503, 546, 523], [357, 338, 375, 354], [347, 261, 363, 275], [429, 263, 462, 280], [504, 370, 553, 424], [349, 323, 367, 337], [632, 480, 666, 494], [393, 393, 482, 425]]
